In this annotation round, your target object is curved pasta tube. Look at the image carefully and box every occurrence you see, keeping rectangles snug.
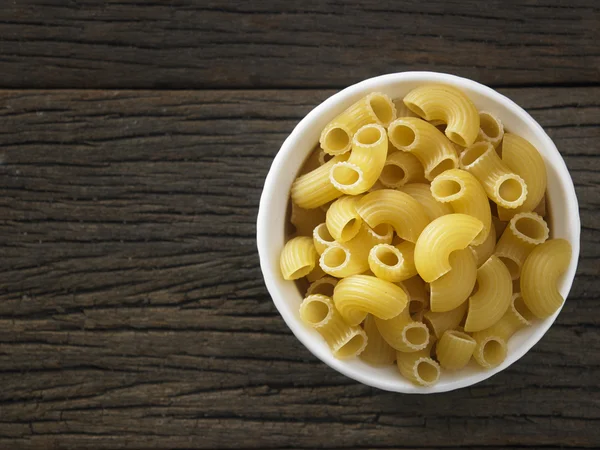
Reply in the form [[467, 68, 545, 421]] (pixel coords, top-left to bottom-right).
[[290, 201, 326, 237], [497, 133, 548, 220], [430, 248, 477, 312], [476, 111, 504, 148], [403, 84, 480, 147], [326, 195, 363, 242], [414, 213, 484, 282], [375, 305, 430, 352], [393, 98, 419, 119], [368, 242, 416, 282], [379, 151, 426, 188], [291, 153, 349, 209], [396, 342, 440, 387], [313, 223, 335, 255], [460, 142, 528, 209], [472, 334, 507, 369], [306, 276, 338, 297], [520, 239, 572, 318], [436, 330, 476, 370], [356, 189, 431, 243], [401, 276, 430, 319], [470, 223, 496, 267], [494, 212, 549, 280], [320, 92, 396, 155], [333, 274, 408, 326], [330, 124, 389, 195], [399, 183, 453, 221], [423, 302, 467, 339], [360, 314, 396, 366], [430, 169, 492, 245], [472, 293, 531, 347], [464, 255, 513, 332], [300, 295, 368, 359], [280, 236, 318, 280], [388, 117, 459, 181]]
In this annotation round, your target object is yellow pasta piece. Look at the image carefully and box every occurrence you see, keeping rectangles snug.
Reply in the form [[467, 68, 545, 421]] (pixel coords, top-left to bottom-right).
[[476, 111, 504, 148], [330, 124, 389, 195], [325, 195, 363, 242], [291, 153, 349, 209], [313, 223, 336, 255], [320, 92, 396, 155], [430, 168, 492, 245], [290, 201, 326, 237], [470, 223, 497, 267], [472, 293, 531, 346], [520, 239, 572, 318], [378, 151, 426, 188], [402, 276, 430, 317], [393, 98, 419, 118], [396, 341, 440, 387], [360, 314, 396, 366], [300, 295, 368, 359], [368, 242, 416, 282], [306, 276, 338, 297], [375, 305, 430, 352], [280, 236, 318, 280], [464, 255, 513, 332], [436, 330, 476, 370], [333, 274, 408, 326], [356, 189, 431, 243], [403, 84, 480, 147], [497, 133, 548, 220], [298, 145, 324, 175], [388, 117, 459, 180], [414, 213, 483, 282], [306, 264, 326, 282], [318, 148, 334, 166], [460, 141, 528, 209], [494, 212, 549, 280], [423, 302, 467, 339], [430, 248, 477, 312], [472, 334, 507, 369], [399, 183, 453, 221]]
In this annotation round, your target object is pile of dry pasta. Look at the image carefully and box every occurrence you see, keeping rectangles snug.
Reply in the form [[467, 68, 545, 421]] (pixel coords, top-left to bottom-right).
[[279, 85, 571, 387]]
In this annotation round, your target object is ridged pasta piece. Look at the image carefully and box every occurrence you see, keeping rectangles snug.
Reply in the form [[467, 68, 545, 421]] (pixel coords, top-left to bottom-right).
[[494, 212, 549, 280], [313, 223, 336, 255], [399, 183, 453, 221], [476, 111, 504, 148], [300, 295, 368, 359], [306, 264, 326, 282], [436, 330, 476, 370], [497, 133, 548, 220], [430, 168, 492, 245], [472, 334, 507, 369], [402, 276, 430, 318], [414, 213, 484, 282], [403, 84, 480, 147], [280, 236, 318, 280], [375, 305, 430, 352], [396, 342, 440, 387], [368, 242, 416, 282], [469, 223, 496, 267], [360, 314, 396, 366], [320, 92, 396, 155], [291, 153, 350, 209], [290, 201, 326, 237], [430, 248, 477, 312], [388, 117, 459, 180], [330, 124, 389, 195], [393, 98, 419, 118], [423, 302, 468, 339], [464, 255, 513, 332], [298, 145, 324, 175], [472, 293, 531, 346], [520, 239, 572, 318], [318, 148, 334, 166], [325, 195, 363, 242], [333, 274, 408, 326], [306, 276, 338, 297], [378, 151, 426, 188], [356, 189, 431, 243], [460, 141, 528, 209]]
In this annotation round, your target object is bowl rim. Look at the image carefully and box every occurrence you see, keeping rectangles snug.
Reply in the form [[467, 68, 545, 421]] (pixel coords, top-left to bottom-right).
[[256, 71, 581, 393]]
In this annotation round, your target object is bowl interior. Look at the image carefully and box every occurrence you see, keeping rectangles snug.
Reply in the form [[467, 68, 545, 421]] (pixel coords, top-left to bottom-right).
[[257, 72, 580, 393]]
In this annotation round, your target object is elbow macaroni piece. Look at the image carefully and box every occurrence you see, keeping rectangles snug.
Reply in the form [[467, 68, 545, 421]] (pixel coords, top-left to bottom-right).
[[333, 274, 408, 326], [436, 330, 476, 370], [430, 248, 477, 312], [464, 255, 513, 332], [399, 183, 453, 221], [403, 84, 480, 147], [375, 305, 430, 352], [313, 223, 336, 255], [393, 98, 419, 118], [430, 168, 492, 246], [476, 111, 504, 148], [472, 293, 531, 345], [472, 334, 508, 369], [368, 243, 416, 282], [520, 239, 572, 318], [414, 213, 484, 282], [470, 223, 497, 267], [379, 151, 426, 188], [280, 236, 318, 280], [388, 117, 459, 180], [320, 92, 396, 155], [356, 189, 431, 243], [423, 301, 467, 339], [291, 153, 349, 209], [306, 276, 338, 297], [396, 342, 440, 386], [360, 314, 396, 366], [326, 195, 363, 242]]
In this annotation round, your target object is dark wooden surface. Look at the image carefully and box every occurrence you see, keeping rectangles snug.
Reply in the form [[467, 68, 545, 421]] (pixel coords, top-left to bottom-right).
[[0, 1, 599, 449]]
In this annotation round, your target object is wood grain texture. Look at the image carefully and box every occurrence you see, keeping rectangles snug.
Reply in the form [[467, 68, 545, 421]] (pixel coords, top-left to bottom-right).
[[0, 88, 598, 448], [0, 0, 598, 89]]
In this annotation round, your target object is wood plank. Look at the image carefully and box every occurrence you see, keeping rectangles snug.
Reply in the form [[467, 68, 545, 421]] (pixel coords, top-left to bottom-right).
[[0, 0, 598, 88], [0, 88, 599, 449]]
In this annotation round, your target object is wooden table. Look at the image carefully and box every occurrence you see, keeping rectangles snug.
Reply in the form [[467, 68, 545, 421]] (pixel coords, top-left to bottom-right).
[[0, 1, 598, 448]]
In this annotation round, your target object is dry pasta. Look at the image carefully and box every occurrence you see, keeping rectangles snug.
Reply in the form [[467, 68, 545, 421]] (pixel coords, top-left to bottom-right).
[[291, 153, 349, 209], [436, 330, 476, 370], [326, 195, 363, 242], [430, 248, 477, 312], [361, 314, 396, 365], [379, 151, 426, 188], [396, 341, 440, 386], [280, 236, 318, 280], [375, 305, 430, 352], [399, 183, 453, 221]]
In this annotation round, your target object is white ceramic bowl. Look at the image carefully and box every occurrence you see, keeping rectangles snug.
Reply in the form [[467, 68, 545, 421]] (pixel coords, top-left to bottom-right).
[[257, 72, 580, 393]]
